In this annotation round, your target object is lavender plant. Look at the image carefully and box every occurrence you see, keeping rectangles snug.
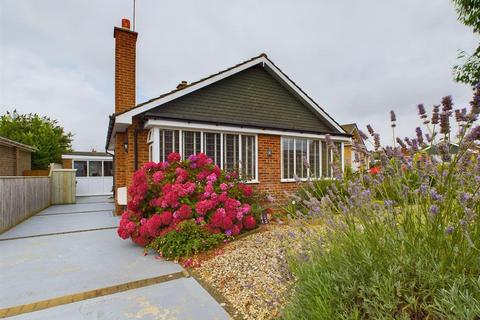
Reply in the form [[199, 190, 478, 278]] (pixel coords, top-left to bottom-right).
[[282, 86, 480, 319]]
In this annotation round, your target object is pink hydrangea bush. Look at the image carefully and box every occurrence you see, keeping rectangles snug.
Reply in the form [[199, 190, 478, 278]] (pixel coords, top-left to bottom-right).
[[117, 152, 260, 246]]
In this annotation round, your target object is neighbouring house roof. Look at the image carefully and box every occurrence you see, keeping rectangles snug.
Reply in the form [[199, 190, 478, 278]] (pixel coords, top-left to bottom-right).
[[62, 151, 112, 158], [106, 53, 349, 150], [341, 123, 367, 148], [423, 143, 460, 155], [0, 136, 36, 152], [341, 123, 356, 135]]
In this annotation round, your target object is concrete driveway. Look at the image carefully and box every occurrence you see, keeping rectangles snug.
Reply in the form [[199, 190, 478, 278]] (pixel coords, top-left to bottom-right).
[[0, 196, 229, 319]]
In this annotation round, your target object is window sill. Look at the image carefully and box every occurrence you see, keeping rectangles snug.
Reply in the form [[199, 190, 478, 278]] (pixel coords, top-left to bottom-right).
[[245, 180, 259, 184]]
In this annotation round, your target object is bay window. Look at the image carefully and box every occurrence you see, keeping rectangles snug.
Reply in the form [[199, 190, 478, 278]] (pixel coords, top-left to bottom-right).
[[155, 128, 257, 181], [282, 137, 343, 181], [203, 132, 221, 166], [182, 131, 201, 158], [241, 135, 256, 181], [223, 134, 239, 172]]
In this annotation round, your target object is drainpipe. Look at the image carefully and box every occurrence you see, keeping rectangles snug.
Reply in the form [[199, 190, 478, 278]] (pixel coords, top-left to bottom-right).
[[134, 128, 139, 171], [105, 149, 115, 197]]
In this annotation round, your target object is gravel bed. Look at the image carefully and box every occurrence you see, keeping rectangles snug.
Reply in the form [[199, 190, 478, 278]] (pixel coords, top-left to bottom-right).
[[194, 224, 301, 319]]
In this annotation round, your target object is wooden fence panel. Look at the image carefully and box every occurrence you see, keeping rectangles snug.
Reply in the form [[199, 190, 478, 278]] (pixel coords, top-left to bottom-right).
[[0, 177, 51, 234], [51, 169, 76, 205]]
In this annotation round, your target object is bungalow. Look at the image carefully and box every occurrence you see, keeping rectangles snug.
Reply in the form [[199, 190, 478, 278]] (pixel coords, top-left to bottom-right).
[[106, 19, 351, 213]]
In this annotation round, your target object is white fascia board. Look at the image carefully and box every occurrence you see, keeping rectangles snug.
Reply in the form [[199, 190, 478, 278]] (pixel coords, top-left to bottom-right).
[[144, 119, 351, 142], [115, 57, 267, 125], [62, 155, 113, 161]]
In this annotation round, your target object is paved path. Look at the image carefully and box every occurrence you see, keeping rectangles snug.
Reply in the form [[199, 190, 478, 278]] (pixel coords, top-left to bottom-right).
[[0, 196, 229, 319]]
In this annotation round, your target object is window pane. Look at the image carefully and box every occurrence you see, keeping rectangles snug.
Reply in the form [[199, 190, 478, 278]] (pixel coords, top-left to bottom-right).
[[88, 161, 102, 177], [74, 161, 87, 177], [241, 135, 256, 180], [183, 131, 201, 159], [159, 129, 179, 162], [309, 140, 320, 178], [282, 138, 294, 179], [295, 138, 308, 179], [203, 132, 221, 166], [223, 134, 239, 172], [103, 161, 113, 176], [321, 141, 329, 178]]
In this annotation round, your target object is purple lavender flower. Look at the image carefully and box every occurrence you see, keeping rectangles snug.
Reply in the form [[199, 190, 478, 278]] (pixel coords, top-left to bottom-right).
[[431, 105, 440, 124], [437, 142, 451, 162], [440, 112, 450, 134], [441, 96, 453, 112], [390, 110, 396, 128], [458, 192, 471, 202], [430, 188, 443, 201], [366, 124, 375, 136], [358, 130, 368, 141], [415, 127, 424, 145], [429, 205, 439, 218], [465, 126, 480, 143], [411, 139, 419, 152], [417, 104, 427, 119], [384, 200, 394, 208], [373, 133, 381, 150], [396, 137, 406, 149], [445, 226, 455, 235], [419, 184, 428, 195]]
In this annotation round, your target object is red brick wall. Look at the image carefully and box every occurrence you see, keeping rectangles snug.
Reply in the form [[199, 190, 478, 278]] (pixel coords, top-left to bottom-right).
[[113, 23, 138, 214], [114, 27, 137, 114], [256, 134, 298, 201], [114, 119, 149, 214]]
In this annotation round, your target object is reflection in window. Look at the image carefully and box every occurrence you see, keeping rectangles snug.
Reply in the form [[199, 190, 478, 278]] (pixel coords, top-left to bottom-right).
[[309, 140, 320, 178], [223, 134, 239, 172], [159, 129, 179, 162], [89, 161, 102, 177], [74, 161, 87, 177], [203, 132, 221, 166], [103, 161, 113, 177], [241, 135, 256, 180], [182, 131, 201, 159]]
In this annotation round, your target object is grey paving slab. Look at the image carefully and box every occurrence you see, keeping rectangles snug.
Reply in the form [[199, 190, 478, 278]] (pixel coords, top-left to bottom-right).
[[0, 229, 183, 308], [8, 277, 229, 320], [76, 195, 114, 204], [38, 202, 114, 215], [0, 211, 118, 239]]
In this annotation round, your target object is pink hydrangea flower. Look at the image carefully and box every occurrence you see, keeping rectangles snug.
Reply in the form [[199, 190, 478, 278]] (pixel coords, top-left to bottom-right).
[[167, 152, 181, 163]]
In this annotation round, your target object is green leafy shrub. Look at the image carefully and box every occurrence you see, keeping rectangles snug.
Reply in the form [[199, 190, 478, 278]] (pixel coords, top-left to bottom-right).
[[147, 220, 225, 260], [282, 88, 480, 319]]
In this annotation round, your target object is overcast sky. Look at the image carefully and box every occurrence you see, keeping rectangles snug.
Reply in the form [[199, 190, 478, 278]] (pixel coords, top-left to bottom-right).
[[0, 0, 477, 151]]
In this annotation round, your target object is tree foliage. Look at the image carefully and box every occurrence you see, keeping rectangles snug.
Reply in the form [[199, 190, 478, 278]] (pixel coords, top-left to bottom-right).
[[452, 0, 480, 86], [0, 110, 73, 169]]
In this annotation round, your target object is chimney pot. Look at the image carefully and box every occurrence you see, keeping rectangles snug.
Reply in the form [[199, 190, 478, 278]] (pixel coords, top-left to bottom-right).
[[121, 18, 131, 30], [176, 81, 188, 89]]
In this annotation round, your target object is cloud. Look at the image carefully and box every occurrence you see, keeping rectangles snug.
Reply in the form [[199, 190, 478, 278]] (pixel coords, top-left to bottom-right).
[[0, 0, 477, 150]]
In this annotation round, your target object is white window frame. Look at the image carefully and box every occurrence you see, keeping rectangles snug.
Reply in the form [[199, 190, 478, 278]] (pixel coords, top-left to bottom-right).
[[150, 127, 258, 183], [72, 159, 113, 177], [281, 136, 344, 182]]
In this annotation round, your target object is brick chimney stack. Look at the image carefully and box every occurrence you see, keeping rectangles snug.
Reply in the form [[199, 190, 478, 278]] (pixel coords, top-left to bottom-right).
[[114, 18, 137, 114]]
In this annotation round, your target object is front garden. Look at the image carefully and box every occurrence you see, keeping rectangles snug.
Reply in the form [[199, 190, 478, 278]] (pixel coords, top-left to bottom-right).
[[117, 86, 480, 319]]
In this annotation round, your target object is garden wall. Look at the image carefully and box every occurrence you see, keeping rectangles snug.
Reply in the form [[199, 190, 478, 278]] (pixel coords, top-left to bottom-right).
[[0, 176, 51, 233]]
